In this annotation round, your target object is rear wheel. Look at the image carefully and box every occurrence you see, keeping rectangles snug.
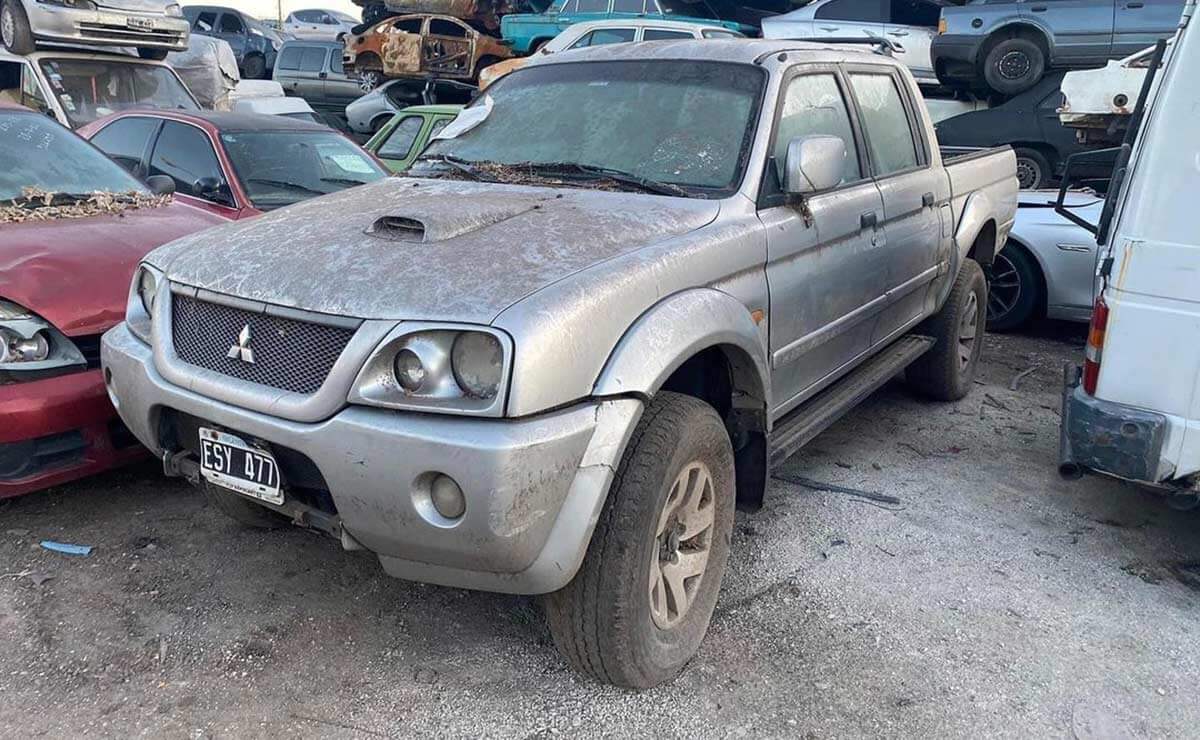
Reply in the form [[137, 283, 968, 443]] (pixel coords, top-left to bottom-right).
[[242, 53, 267, 80], [907, 259, 987, 401], [137, 47, 169, 61], [987, 244, 1041, 331], [0, 0, 35, 56], [1013, 147, 1051, 190], [544, 392, 735, 689], [982, 36, 1045, 96], [356, 63, 382, 92]]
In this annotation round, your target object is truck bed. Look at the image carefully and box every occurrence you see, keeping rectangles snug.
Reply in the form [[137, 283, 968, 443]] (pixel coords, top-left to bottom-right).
[[942, 145, 1020, 247]]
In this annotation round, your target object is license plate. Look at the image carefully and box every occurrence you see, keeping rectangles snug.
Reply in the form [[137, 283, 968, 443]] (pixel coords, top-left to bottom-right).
[[126, 17, 155, 30], [198, 427, 283, 505]]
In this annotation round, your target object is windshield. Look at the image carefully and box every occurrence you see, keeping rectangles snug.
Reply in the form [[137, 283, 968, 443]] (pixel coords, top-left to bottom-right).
[[0, 111, 147, 201], [417, 60, 763, 196], [38, 58, 199, 128], [219, 131, 388, 210]]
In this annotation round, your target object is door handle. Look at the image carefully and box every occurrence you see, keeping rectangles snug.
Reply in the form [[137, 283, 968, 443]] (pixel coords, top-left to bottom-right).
[[888, 30, 909, 37], [1127, 1, 1144, 7], [860, 211, 878, 229], [819, 26, 840, 32], [319, 72, 328, 78], [922, 192, 935, 207], [1030, 4, 1047, 10]]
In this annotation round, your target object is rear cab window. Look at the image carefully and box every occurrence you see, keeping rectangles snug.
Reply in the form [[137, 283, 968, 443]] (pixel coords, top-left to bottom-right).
[[847, 71, 921, 176], [816, 0, 886, 22]]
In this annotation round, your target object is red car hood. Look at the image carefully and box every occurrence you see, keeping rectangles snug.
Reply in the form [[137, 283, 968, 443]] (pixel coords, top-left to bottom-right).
[[0, 201, 225, 337]]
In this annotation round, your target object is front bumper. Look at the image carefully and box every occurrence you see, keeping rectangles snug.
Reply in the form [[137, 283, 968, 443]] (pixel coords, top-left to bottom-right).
[[26, 3, 189, 50], [931, 34, 984, 83], [101, 323, 643, 594], [1059, 365, 1170, 484], [0, 368, 145, 499]]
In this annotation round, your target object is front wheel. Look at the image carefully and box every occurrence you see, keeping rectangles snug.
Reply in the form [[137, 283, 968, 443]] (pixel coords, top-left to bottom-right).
[[543, 392, 735, 689], [982, 37, 1045, 96], [987, 245, 1041, 331], [907, 259, 987, 401], [137, 47, 169, 61], [1014, 147, 1051, 190], [0, 0, 35, 55]]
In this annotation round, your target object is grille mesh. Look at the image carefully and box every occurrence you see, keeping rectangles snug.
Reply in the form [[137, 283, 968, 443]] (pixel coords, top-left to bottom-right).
[[171, 293, 355, 395]]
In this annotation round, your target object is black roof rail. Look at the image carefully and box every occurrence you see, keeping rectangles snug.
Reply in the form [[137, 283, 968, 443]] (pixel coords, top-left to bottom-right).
[[754, 36, 901, 64]]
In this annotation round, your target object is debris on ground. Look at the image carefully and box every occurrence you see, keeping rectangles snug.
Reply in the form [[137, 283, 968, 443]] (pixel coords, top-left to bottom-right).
[[39, 541, 93, 557], [0, 189, 169, 224], [1010, 366, 1039, 391], [773, 473, 902, 507]]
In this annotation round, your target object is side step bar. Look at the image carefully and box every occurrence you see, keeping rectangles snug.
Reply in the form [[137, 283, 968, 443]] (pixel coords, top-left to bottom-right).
[[768, 335, 936, 468]]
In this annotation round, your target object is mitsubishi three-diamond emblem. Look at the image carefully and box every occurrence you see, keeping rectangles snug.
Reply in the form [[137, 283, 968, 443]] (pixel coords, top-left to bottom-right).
[[227, 324, 255, 364]]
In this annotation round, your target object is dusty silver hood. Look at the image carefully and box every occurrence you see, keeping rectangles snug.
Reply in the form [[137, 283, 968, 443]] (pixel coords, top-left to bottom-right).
[[147, 178, 720, 323]]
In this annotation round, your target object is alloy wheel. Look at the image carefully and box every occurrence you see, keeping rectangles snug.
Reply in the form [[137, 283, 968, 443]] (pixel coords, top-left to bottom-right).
[[357, 70, 380, 92], [1015, 157, 1043, 190], [649, 461, 715, 630], [958, 290, 980, 371], [1, 6, 14, 48], [987, 251, 1022, 323]]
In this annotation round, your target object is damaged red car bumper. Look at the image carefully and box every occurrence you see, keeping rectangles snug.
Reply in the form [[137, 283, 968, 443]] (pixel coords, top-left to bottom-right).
[[0, 367, 147, 499]]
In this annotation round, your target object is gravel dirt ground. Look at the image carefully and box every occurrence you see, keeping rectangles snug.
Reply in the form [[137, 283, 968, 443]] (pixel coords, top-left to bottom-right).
[[2, 323, 1198, 739]]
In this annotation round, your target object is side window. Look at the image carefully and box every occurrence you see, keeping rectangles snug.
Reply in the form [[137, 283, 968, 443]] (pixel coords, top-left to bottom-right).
[[848, 72, 919, 176], [611, 0, 642, 11], [377, 115, 425, 160], [392, 17, 423, 33], [575, 0, 609, 12], [570, 28, 636, 47], [299, 47, 326, 72], [888, 0, 940, 27], [149, 122, 227, 201], [194, 11, 217, 32], [642, 29, 694, 40], [702, 29, 740, 38], [429, 19, 469, 36], [19, 65, 50, 114], [774, 73, 862, 187], [90, 117, 159, 175], [277, 46, 303, 70], [218, 13, 245, 34], [815, 0, 886, 22], [291, 10, 312, 22]]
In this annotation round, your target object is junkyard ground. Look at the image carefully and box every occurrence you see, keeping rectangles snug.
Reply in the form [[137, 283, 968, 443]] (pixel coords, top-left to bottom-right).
[[2, 323, 1198, 738]]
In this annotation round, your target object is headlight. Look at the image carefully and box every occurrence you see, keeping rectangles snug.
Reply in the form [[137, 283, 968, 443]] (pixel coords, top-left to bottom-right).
[[126, 263, 163, 344], [165, 3, 182, 17], [349, 325, 511, 416], [0, 299, 86, 382]]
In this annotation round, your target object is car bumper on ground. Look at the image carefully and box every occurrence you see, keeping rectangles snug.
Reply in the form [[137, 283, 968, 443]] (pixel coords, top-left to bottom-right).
[[1059, 365, 1172, 485], [0, 368, 145, 499], [26, 3, 189, 49], [101, 323, 643, 595], [932, 34, 983, 83]]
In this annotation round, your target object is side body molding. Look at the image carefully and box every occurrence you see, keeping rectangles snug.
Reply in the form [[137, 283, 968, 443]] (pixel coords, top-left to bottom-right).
[[592, 288, 771, 418]]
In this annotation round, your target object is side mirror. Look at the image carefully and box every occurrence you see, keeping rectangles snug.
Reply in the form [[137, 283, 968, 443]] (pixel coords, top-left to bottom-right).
[[146, 175, 176, 196], [192, 176, 234, 206], [783, 135, 846, 195]]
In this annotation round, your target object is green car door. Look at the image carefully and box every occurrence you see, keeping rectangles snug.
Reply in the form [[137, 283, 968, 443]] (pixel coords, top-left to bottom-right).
[[365, 105, 461, 173]]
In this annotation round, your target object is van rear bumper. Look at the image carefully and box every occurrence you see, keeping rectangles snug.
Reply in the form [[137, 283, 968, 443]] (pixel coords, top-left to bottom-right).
[[1059, 364, 1170, 484]]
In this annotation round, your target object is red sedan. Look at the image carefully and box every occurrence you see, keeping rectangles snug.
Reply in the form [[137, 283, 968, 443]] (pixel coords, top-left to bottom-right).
[[0, 103, 226, 498], [78, 110, 388, 220]]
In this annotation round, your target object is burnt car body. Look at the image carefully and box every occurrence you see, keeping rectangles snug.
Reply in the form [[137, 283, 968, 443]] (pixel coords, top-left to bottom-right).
[[342, 13, 512, 88], [0, 103, 224, 498]]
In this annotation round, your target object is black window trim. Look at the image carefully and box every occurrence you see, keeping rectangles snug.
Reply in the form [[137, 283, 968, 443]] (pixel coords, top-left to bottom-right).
[[91, 113, 162, 180], [755, 63, 873, 211], [147, 117, 240, 210], [842, 63, 930, 182]]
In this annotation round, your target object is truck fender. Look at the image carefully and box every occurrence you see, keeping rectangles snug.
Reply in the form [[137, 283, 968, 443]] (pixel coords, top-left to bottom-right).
[[592, 288, 770, 415], [954, 190, 998, 267]]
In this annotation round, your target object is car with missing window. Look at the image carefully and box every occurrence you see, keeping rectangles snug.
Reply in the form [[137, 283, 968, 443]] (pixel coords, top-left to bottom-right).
[[932, 0, 1185, 96], [79, 110, 387, 220], [363, 103, 458, 171], [478, 18, 742, 89], [101, 39, 1016, 689], [0, 102, 224, 499], [183, 5, 284, 79], [342, 13, 512, 90], [0, 0, 189, 59], [762, 0, 951, 86], [283, 8, 359, 40], [500, 0, 751, 55], [344, 75, 474, 133]]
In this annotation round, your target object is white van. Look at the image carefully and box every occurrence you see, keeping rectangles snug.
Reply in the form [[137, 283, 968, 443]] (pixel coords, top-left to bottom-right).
[[0, 47, 198, 129], [1060, 1, 1199, 505]]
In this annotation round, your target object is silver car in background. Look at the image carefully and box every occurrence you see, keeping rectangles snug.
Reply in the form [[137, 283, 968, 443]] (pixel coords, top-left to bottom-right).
[[1, 0, 189, 59], [282, 8, 358, 41]]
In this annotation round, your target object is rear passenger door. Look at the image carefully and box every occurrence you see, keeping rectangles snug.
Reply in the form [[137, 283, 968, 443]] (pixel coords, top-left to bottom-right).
[[760, 68, 887, 418], [294, 45, 329, 98], [812, 0, 886, 40], [845, 67, 946, 347], [1113, 0, 1184, 56]]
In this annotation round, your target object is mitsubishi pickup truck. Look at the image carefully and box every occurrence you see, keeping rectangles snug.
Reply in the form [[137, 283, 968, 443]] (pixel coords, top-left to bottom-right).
[[100, 39, 1018, 689]]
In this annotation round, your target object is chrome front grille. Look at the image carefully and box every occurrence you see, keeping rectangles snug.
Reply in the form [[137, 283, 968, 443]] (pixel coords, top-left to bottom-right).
[[170, 293, 355, 395]]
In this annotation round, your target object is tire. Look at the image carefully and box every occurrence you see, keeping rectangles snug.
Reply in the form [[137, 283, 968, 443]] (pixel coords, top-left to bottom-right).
[[203, 482, 288, 529], [355, 64, 382, 93], [544, 392, 736, 689], [137, 47, 169, 61], [986, 244, 1041, 331], [0, 0, 35, 56], [982, 36, 1045, 96], [361, 2, 389, 26], [1013, 147, 1051, 190], [242, 53, 267, 80], [906, 259, 987, 401]]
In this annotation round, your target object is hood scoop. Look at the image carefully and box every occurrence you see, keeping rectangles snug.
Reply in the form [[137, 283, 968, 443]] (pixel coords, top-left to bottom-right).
[[367, 215, 427, 243]]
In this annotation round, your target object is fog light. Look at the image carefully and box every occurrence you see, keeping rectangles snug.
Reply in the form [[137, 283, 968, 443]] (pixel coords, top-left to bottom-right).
[[393, 348, 425, 391], [430, 474, 465, 519]]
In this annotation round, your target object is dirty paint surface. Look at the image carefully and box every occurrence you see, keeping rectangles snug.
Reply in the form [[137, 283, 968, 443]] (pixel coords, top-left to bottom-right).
[[0, 189, 169, 225]]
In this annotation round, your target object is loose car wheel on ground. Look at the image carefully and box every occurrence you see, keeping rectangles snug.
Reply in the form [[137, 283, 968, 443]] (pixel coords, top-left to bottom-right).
[[983, 37, 1045, 96], [1014, 147, 1050, 190], [0, 0, 35, 56], [203, 482, 288, 529], [544, 392, 735, 689], [987, 245, 1040, 331], [907, 259, 987, 401]]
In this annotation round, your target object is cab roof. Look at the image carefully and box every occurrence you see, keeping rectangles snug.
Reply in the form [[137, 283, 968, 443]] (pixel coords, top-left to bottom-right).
[[545, 38, 907, 70]]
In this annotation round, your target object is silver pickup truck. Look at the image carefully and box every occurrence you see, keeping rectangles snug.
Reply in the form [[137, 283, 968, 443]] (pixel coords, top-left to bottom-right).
[[101, 39, 1018, 688]]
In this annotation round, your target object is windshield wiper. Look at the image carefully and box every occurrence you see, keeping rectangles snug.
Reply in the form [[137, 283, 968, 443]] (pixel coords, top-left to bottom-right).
[[246, 178, 325, 196], [320, 177, 370, 186], [520, 162, 688, 197]]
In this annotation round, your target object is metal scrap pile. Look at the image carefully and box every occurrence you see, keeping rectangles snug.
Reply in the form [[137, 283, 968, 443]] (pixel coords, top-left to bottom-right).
[[0, 189, 170, 224]]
